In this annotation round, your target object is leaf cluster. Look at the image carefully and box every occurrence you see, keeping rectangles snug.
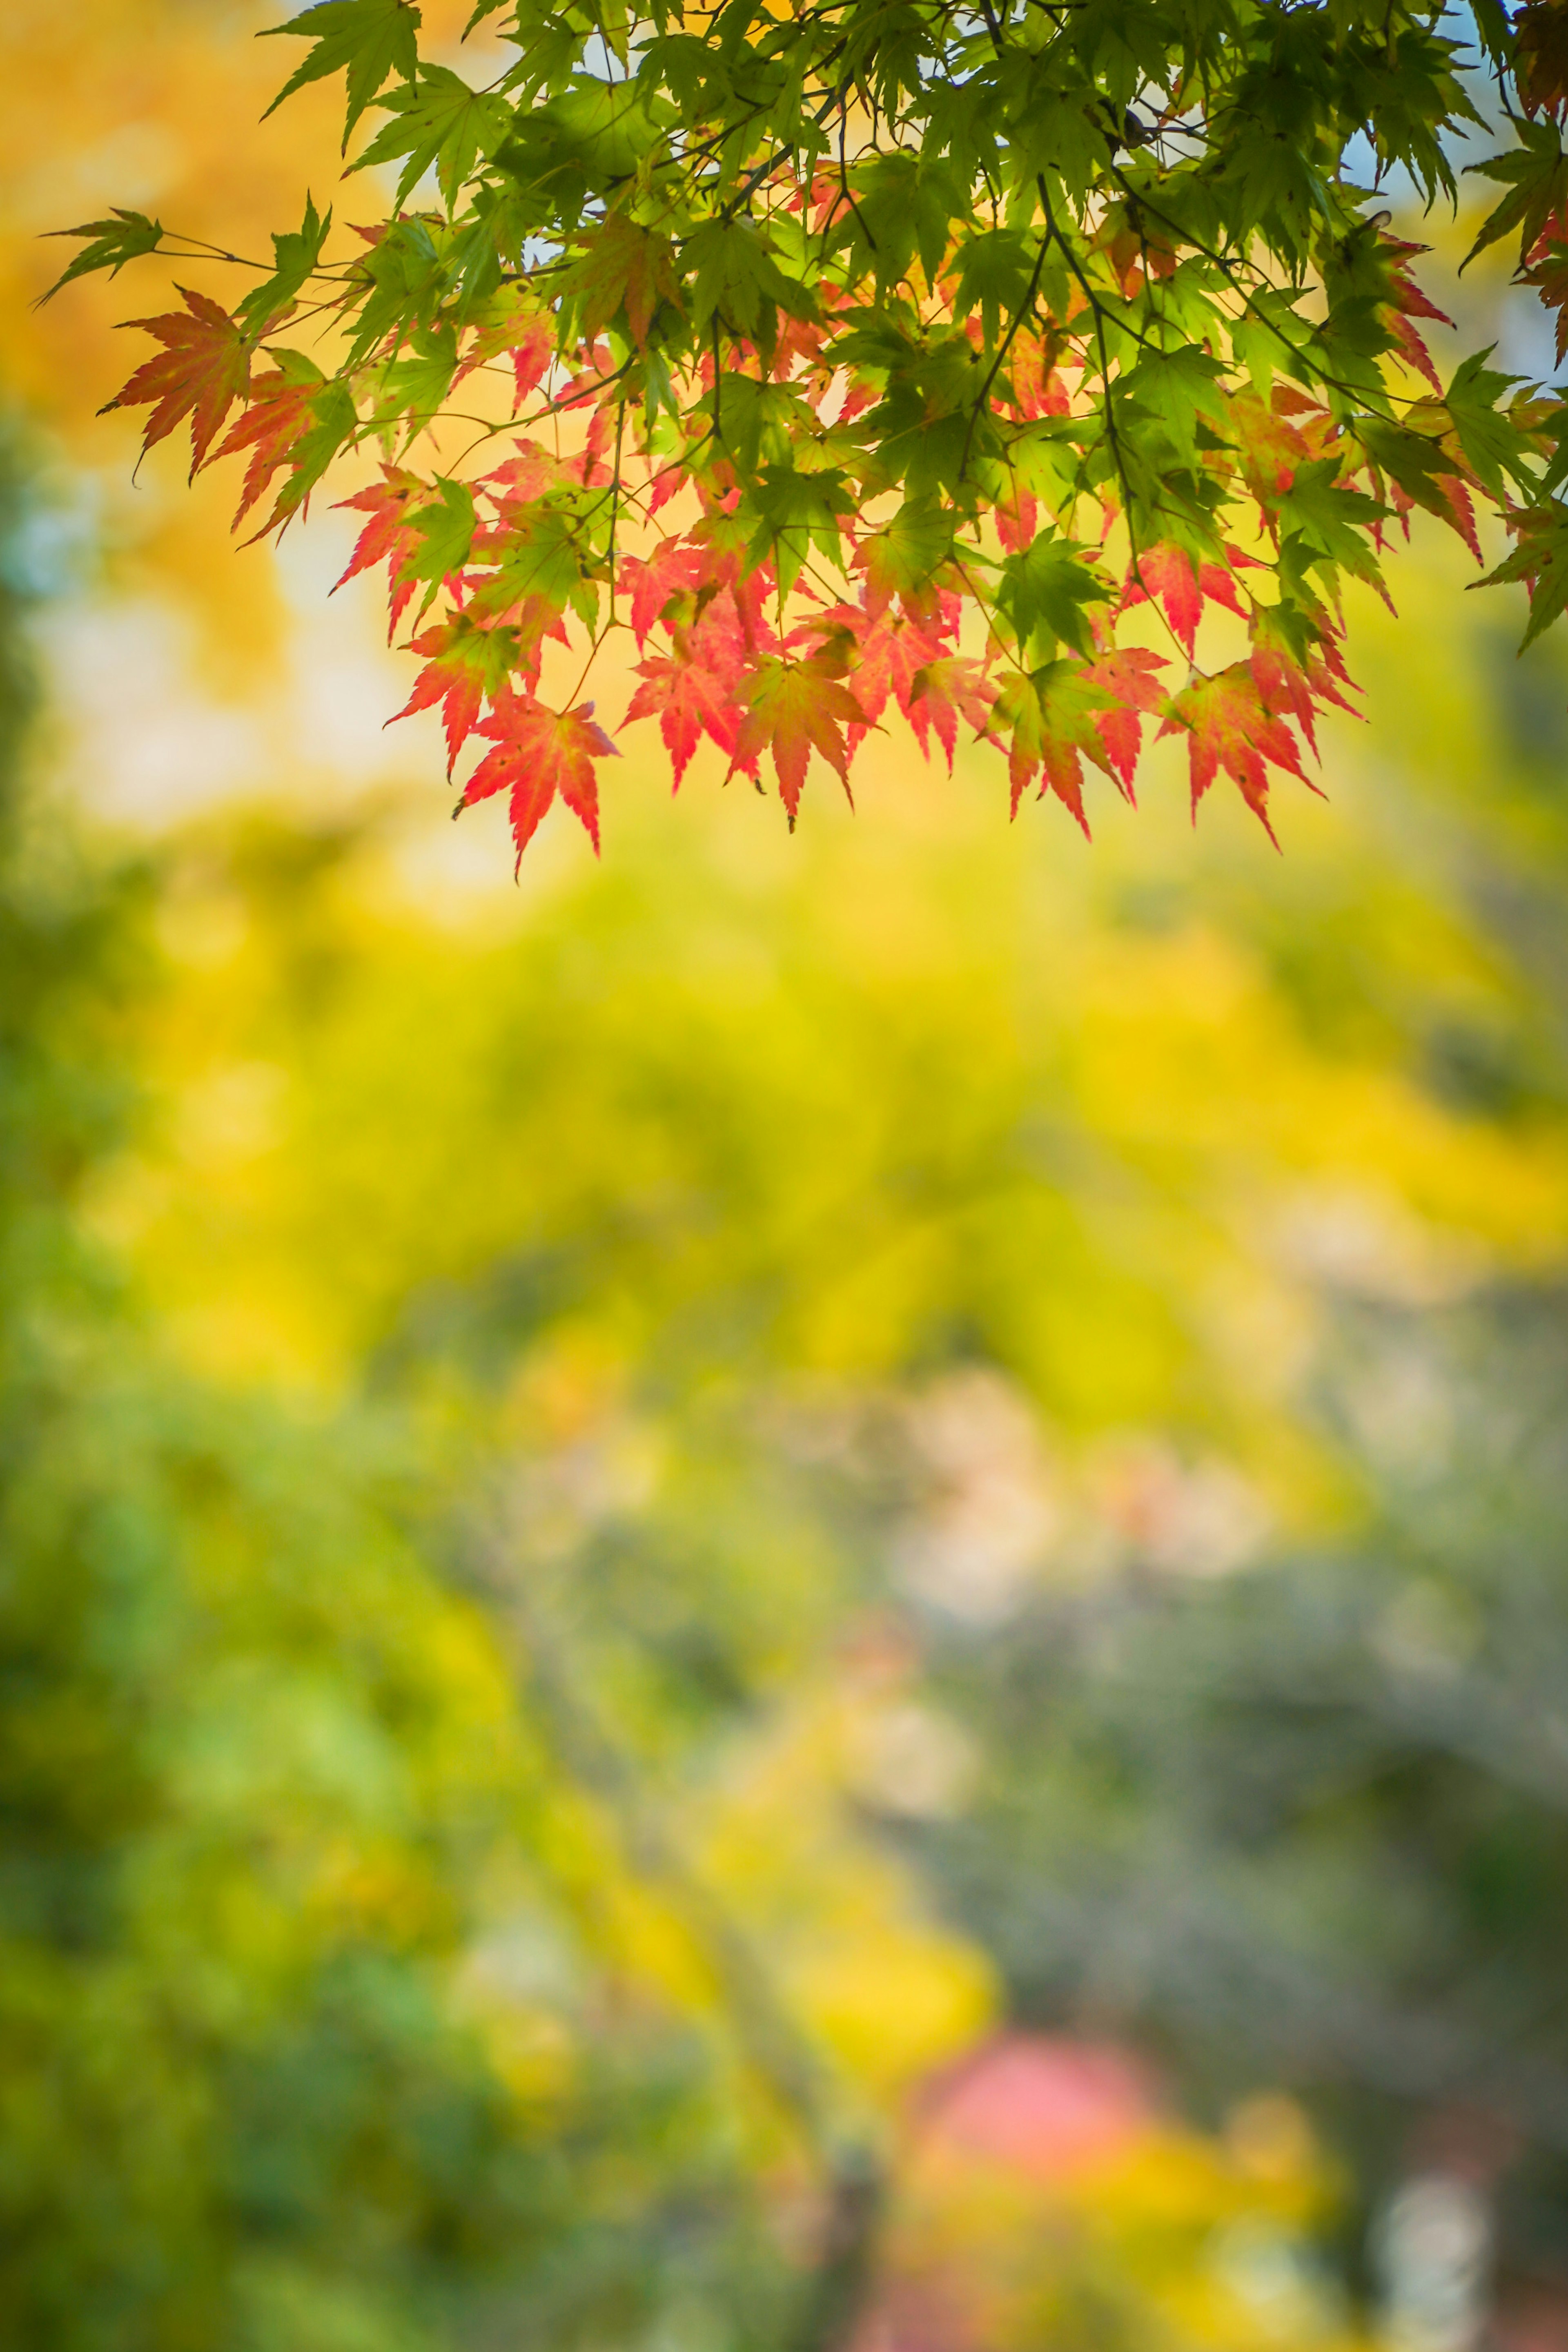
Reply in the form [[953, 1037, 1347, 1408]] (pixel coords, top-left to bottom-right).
[[49, 0, 1568, 855]]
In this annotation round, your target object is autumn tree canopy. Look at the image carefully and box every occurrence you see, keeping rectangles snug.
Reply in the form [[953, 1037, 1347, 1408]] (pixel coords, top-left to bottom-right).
[[47, 0, 1568, 860]]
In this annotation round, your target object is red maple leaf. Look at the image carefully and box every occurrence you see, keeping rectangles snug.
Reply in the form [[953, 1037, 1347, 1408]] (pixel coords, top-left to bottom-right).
[[1079, 646, 1169, 794], [100, 287, 251, 477], [1007, 333, 1072, 420], [1231, 390, 1327, 499], [797, 606, 947, 747], [728, 657, 867, 823], [996, 491, 1039, 554], [210, 368, 317, 531], [1121, 544, 1256, 655], [458, 290, 555, 410], [508, 317, 554, 409], [461, 692, 617, 865], [1379, 235, 1452, 394], [844, 614, 938, 731], [479, 442, 568, 517], [906, 656, 998, 770], [1247, 618, 1357, 756], [621, 537, 708, 646], [1160, 662, 1315, 842], [1524, 237, 1568, 363], [624, 652, 740, 785], [1521, 209, 1568, 362], [623, 573, 754, 783], [334, 468, 428, 638], [390, 613, 519, 774]]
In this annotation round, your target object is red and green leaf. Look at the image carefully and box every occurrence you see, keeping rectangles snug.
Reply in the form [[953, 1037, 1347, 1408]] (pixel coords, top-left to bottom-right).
[[100, 288, 251, 478], [461, 693, 617, 865]]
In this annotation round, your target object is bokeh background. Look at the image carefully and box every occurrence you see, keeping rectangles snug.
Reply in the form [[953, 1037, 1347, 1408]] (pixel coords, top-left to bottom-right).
[[7, 7, 1568, 2350]]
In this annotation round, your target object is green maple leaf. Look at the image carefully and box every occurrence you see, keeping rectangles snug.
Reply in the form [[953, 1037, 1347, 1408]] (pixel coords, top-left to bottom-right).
[[1479, 506, 1568, 651], [234, 192, 334, 336], [262, 0, 423, 148], [38, 209, 163, 305], [353, 64, 513, 209], [394, 477, 477, 620], [1443, 348, 1532, 503], [563, 210, 682, 350], [994, 538, 1109, 663], [1464, 120, 1568, 267]]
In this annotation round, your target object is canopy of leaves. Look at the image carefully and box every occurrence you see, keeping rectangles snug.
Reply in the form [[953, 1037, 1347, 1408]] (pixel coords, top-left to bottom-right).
[[51, 0, 1568, 859]]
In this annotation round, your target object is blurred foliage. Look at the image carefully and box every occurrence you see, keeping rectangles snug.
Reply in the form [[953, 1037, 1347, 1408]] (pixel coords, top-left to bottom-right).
[[911, 1281, 1568, 2288], [0, 433, 808, 2352]]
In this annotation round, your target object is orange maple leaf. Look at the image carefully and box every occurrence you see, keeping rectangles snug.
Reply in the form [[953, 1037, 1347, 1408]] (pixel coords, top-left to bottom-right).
[[461, 693, 617, 865], [728, 656, 867, 823], [99, 288, 251, 478]]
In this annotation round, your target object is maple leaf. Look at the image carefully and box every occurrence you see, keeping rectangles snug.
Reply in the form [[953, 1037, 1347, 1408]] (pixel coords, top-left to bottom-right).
[[625, 653, 740, 785], [1376, 234, 1452, 395], [1464, 118, 1568, 266], [352, 61, 511, 209], [1248, 618, 1356, 756], [1079, 646, 1169, 794], [622, 569, 753, 781], [1479, 502, 1568, 650], [621, 539, 708, 645], [1120, 544, 1254, 655], [1006, 332, 1072, 420], [989, 654, 1164, 834], [391, 613, 519, 772], [390, 478, 477, 626], [565, 211, 682, 350], [39, 208, 163, 304], [1160, 662, 1313, 843], [262, 0, 422, 147], [334, 466, 428, 637], [461, 693, 617, 865], [996, 490, 1039, 554], [728, 658, 867, 823], [906, 657, 998, 770], [799, 606, 946, 745], [99, 288, 251, 478], [458, 287, 555, 410], [1517, 0, 1568, 118], [1231, 390, 1324, 498], [209, 352, 356, 537], [853, 506, 958, 625], [479, 443, 570, 519], [1523, 232, 1568, 363]]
